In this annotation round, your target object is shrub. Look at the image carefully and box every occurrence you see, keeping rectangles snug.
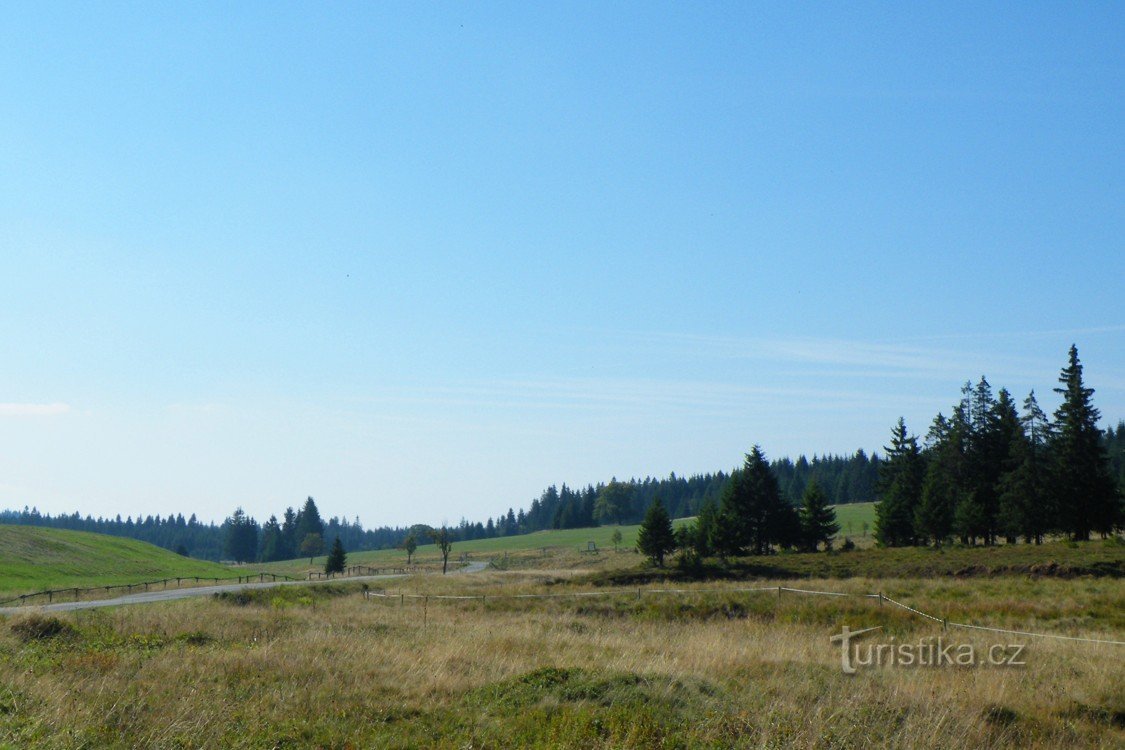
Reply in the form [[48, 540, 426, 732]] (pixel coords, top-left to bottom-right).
[[10, 614, 77, 642]]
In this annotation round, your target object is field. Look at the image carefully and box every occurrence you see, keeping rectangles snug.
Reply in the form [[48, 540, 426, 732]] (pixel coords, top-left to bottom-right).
[[1, 515, 1122, 748], [0, 526, 235, 598], [256, 503, 879, 578], [1, 566, 1122, 748]]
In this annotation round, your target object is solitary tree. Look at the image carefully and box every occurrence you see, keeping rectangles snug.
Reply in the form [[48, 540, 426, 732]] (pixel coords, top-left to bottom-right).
[[799, 481, 839, 551], [431, 526, 453, 574], [300, 532, 324, 564], [636, 498, 676, 567], [403, 533, 418, 565], [610, 529, 623, 551], [325, 536, 346, 574]]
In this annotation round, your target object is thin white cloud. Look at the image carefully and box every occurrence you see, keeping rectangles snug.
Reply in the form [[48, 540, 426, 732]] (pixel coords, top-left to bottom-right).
[[0, 402, 71, 416]]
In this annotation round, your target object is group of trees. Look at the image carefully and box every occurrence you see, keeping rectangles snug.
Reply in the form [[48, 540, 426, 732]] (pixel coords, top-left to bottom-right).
[[222, 497, 327, 563], [0, 508, 226, 560], [876, 346, 1123, 547], [492, 453, 878, 542], [637, 447, 842, 566]]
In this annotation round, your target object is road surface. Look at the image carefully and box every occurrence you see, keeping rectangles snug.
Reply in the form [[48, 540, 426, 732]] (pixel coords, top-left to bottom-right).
[[0, 561, 491, 615], [0, 574, 411, 614]]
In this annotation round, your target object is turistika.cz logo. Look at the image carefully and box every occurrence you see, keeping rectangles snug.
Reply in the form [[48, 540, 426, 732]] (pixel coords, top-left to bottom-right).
[[830, 625, 1027, 674]]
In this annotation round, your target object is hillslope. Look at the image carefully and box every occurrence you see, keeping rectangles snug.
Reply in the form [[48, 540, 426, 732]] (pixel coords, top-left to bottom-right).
[[0, 525, 234, 596]]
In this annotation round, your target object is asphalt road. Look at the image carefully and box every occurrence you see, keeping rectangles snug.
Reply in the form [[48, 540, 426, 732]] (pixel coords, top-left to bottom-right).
[[0, 573, 412, 615], [0, 560, 491, 615]]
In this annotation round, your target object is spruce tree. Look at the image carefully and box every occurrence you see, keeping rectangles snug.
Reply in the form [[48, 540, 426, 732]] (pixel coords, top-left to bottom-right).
[[798, 480, 839, 551], [916, 459, 959, 547], [997, 391, 1053, 543], [717, 446, 794, 555], [693, 497, 718, 557], [1051, 345, 1122, 540], [325, 536, 346, 574], [875, 418, 924, 546], [294, 497, 325, 546], [636, 497, 676, 566]]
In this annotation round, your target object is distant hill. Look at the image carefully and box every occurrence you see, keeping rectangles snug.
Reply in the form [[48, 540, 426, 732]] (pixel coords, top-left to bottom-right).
[[0, 525, 234, 596]]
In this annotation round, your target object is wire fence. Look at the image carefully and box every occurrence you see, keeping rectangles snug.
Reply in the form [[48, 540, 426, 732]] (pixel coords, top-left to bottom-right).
[[364, 583, 1125, 647]]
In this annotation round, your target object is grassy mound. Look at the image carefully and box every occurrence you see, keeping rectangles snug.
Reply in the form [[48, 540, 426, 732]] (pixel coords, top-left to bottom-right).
[[0, 525, 234, 597]]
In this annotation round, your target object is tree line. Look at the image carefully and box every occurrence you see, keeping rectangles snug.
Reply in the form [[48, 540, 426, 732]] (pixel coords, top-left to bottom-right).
[[876, 345, 1122, 547], [636, 447, 843, 566], [0, 499, 410, 563], [3, 345, 1119, 562]]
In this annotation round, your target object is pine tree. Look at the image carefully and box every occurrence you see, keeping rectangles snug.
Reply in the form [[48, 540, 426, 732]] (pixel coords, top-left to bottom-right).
[[716, 446, 794, 555], [1051, 345, 1122, 540], [259, 515, 283, 562], [636, 497, 676, 566], [916, 456, 960, 547], [693, 497, 718, 557], [997, 391, 1053, 543], [325, 536, 346, 574], [799, 480, 839, 551], [294, 497, 325, 546], [222, 508, 259, 563], [875, 418, 924, 546]]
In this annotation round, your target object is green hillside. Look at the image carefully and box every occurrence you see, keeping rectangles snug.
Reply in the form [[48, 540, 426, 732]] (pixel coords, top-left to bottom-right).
[[0, 525, 235, 596]]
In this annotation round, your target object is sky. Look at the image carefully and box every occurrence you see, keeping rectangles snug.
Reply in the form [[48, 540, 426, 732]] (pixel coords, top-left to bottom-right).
[[1, 2, 1122, 527]]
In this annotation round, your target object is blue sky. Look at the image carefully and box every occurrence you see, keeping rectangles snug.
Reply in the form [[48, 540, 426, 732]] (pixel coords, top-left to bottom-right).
[[1, 2, 1122, 526]]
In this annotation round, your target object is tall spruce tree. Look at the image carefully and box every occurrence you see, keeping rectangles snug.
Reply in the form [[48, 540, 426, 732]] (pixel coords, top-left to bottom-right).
[[875, 418, 924, 547], [636, 497, 676, 566], [997, 391, 1054, 543], [294, 497, 325, 544], [1051, 345, 1122, 540]]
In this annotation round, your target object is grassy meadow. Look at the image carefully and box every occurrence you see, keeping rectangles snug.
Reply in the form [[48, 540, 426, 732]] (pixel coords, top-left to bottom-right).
[[1, 512, 1122, 748], [0, 526, 235, 599], [0, 570, 1122, 748]]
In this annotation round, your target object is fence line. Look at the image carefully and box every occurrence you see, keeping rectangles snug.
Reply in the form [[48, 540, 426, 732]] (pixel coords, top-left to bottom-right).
[[364, 583, 1125, 647], [0, 571, 304, 608]]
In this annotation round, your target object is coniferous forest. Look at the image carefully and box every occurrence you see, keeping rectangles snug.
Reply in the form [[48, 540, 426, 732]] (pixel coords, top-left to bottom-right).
[[2, 346, 1121, 562]]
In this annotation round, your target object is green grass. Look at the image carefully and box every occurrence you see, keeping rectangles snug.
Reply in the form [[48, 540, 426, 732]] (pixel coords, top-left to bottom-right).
[[254, 518, 697, 576], [830, 501, 877, 543], [0, 526, 235, 597]]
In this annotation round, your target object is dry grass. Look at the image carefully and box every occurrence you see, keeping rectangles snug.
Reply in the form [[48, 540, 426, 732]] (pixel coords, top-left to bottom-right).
[[0, 575, 1122, 748]]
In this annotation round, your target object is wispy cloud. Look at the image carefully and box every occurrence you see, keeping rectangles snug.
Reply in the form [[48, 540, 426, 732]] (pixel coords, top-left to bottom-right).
[[0, 402, 71, 416]]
